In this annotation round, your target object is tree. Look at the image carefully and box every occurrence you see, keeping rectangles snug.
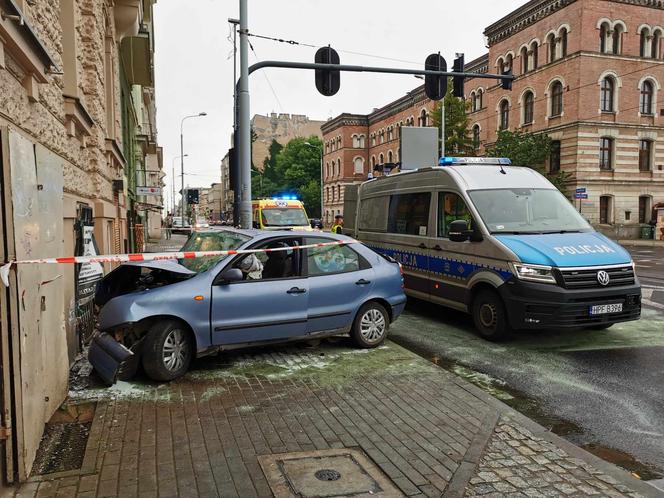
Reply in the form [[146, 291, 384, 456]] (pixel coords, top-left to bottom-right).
[[430, 79, 474, 156], [486, 130, 574, 194], [252, 139, 282, 198]]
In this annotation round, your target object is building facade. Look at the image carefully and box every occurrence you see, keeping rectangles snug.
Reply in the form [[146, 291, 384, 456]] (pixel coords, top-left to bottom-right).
[[0, 0, 159, 487], [323, 0, 664, 238]]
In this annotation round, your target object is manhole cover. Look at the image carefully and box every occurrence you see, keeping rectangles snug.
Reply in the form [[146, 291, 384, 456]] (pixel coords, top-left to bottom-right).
[[258, 448, 405, 497], [32, 422, 91, 475], [315, 469, 341, 481]]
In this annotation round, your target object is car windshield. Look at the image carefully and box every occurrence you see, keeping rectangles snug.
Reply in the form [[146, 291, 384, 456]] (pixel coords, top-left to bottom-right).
[[262, 208, 309, 227], [179, 231, 251, 273], [468, 188, 591, 234]]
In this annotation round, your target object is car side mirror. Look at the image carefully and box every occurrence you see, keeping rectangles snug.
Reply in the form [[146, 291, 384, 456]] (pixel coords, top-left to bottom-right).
[[216, 268, 243, 285], [449, 220, 470, 242]]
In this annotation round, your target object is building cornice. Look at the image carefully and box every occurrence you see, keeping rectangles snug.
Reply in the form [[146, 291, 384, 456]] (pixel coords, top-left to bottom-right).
[[368, 85, 428, 124], [321, 113, 368, 134]]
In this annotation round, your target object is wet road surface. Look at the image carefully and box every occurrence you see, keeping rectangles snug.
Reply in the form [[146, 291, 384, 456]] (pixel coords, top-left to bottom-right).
[[630, 245, 664, 308], [390, 296, 664, 480]]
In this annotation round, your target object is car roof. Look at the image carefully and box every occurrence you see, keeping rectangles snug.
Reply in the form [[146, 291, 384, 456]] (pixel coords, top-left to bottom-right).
[[192, 228, 348, 241]]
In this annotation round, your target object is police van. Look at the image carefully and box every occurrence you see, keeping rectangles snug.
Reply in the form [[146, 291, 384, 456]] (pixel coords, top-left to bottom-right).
[[252, 198, 313, 231], [343, 157, 641, 339]]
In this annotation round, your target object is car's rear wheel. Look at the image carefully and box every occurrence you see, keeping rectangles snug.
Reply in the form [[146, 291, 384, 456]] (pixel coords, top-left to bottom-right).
[[352, 302, 389, 348], [472, 289, 510, 341], [142, 320, 193, 381]]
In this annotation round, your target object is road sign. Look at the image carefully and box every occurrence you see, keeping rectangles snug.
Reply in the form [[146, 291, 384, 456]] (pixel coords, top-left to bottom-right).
[[137, 186, 161, 196], [575, 193, 589, 199], [576, 187, 587, 193]]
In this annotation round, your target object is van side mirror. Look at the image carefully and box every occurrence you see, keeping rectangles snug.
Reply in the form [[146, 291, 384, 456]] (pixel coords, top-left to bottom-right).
[[449, 220, 470, 242], [216, 268, 243, 285]]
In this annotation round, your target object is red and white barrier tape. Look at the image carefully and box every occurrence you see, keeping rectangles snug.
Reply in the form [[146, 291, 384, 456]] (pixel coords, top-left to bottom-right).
[[0, 240, 355, 287]]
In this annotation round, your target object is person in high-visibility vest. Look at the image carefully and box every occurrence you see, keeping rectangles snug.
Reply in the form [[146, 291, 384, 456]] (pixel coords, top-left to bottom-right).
[[331, 215, 344, 234]]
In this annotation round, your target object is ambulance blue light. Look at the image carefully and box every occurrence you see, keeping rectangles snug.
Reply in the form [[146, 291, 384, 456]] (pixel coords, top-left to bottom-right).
[[438, 157, 512, 166]]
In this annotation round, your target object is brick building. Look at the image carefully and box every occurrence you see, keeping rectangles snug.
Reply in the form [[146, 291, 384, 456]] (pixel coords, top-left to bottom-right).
[[322, 0, 664, 237]]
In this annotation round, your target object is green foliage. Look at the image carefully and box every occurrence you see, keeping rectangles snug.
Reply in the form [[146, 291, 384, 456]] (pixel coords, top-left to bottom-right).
[[253, 136, 322, 217], [430, 80, 474, 156]]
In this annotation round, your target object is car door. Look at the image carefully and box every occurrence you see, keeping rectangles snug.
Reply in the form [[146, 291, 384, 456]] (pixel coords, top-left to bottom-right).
[[210, 237, 309, 345], [305, 237, 375, 334]]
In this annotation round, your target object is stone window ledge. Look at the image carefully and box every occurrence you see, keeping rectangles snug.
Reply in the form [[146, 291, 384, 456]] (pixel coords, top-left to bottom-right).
[[63, 95, 94, 140], [105, 138, 127, 171]]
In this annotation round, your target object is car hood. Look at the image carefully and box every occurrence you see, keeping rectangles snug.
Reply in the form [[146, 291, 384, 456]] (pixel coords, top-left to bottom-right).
[[494, 232, 632, 267]]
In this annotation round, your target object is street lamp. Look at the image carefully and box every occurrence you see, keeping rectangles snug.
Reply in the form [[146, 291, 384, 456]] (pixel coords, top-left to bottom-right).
[[171, 154, 188, 214], [304, 141, 323, 220], [180, 112, 207, 221]]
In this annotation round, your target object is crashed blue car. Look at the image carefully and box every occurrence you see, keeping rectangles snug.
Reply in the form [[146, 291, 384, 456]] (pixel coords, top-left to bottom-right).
[[90, 229, 406, 384]]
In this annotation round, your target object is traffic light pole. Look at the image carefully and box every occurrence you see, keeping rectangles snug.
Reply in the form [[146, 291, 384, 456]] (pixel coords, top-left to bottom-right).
[[234, 30, 514, 228]]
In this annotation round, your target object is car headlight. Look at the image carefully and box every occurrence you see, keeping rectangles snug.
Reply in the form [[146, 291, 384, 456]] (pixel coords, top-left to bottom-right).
[[509, 262, 557, 284]]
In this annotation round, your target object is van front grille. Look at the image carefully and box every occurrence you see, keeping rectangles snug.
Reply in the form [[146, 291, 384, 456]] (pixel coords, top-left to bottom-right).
[[558, 265, 635, 289]]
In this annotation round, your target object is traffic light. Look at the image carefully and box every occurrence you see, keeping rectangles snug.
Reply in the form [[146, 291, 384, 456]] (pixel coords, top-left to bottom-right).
[[187, 189, 199, 205], [315, 46, 340, 96], [501, 68, 513, 90], [452, 54, 465, 98], [424, 53, 447, 101]]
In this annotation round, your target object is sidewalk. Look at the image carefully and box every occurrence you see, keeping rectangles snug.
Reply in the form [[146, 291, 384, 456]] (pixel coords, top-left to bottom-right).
[[17, 340, 661, 498]]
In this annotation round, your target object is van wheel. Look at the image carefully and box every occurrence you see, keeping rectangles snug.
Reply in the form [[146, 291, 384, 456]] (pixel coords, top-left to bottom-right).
[[352, 302, 389, 348], [472, 290, 510, 341], [142, 320, 193, 381]]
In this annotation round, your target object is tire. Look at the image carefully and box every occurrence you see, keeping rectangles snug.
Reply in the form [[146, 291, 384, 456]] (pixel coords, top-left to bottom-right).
[[471, 289, 510, 341], [352, 302, 389, 348], [141, 320, 193, 381], [589, 323, 613, 330]]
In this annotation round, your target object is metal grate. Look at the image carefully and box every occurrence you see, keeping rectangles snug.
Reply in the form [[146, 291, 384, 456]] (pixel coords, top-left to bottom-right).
[[558, 265, 635, 289], [31, 422, 91, 475]]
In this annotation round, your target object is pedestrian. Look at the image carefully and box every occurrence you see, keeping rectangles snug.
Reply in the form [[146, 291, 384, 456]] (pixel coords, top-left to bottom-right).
[[331, 214, 344, 234], [165, 213, 173, 240]]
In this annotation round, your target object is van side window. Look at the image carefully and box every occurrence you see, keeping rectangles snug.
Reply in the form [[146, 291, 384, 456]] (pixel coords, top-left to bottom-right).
[[358, 196, 389, 232], [438, 192, 472, 237], [387, 193, 431, 235]]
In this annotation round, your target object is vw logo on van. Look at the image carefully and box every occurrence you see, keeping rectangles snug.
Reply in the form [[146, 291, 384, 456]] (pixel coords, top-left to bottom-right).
[[597, 270, 610, 286]]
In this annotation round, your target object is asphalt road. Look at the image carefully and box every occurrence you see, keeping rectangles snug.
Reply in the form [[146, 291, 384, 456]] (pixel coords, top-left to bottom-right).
[[390, 253, 664, 480]]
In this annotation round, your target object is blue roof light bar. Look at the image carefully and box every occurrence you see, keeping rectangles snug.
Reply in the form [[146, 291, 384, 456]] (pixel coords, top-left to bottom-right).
[[439, 157, 512, 166]]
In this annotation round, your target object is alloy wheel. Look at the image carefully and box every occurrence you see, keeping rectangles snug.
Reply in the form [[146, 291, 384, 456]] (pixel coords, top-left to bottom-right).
[[163, 328, 188, 372]]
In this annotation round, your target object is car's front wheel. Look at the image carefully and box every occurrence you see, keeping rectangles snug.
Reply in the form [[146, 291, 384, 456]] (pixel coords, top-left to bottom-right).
[[142, 320, 193, 381], [472, 289, 510, 341], [352, 302, 389, 348]]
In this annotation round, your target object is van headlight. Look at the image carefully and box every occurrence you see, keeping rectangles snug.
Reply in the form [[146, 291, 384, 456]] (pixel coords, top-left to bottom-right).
[[509, 263, 557, 284]]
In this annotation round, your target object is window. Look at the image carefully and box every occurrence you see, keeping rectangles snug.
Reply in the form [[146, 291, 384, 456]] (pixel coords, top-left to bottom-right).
[[437, 192, 472, 237], [472, 125, 480, 149], [640, 29, 649, 57], [359, 135, 366, 148], [560, 28, 568, 57], [477, 89, 483, 109], [523, 91, 534, 124], [550, 140, 561, 173], [551, 81, 563, 117], [599, 137, 614, 170], [379, 153, 384, 164], [358, 196, 389, 232], [639, 196, 651, 223], [325, 187, 329, 201], [387, 150, 393, 163], [640, 80, 654, 114], [612, 25, 623, 54], [497, 57, 504, 73], [505, 54, 513, 73], [353, 157, 364, 174], [471, 92, 477, 111], [337, 185, 341, 200], [639, 140, 652, 171], [371, 156, 376, 169], [521, 46, 529, 73], [547, 33, 556, 62], [531, 41, 539, 69], [337, 159, 341, 176], [600, 77, 615, 112], [371, 135, 376, 146], [653, 31, 661, 58], [388, 128, 393, 141], [600, 196, 611, 224], [307, 239, 362, 276], [600, 22, 610, 53], [387, 192, 431, 236], [419, 109, 427, 127], [352, 135, 360, 148], [232, 238, 302, 280], [499, 100, 509, 130]]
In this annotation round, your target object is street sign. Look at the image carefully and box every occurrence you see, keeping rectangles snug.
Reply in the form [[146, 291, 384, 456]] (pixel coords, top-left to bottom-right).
[[137, 186, 161, 196], [575, 193, 589, 199], [575, 187, 587, 193]]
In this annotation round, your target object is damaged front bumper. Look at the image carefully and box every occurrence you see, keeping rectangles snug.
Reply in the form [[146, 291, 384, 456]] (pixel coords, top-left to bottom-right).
[[88, 332, 134, 386]]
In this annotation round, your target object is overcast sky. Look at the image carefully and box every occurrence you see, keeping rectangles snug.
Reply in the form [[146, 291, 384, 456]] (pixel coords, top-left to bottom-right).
[[154, 0, 525, 208]]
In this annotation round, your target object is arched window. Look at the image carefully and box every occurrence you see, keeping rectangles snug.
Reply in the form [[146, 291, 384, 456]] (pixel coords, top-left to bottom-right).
[[325, 187, 329, 201], [547, 33, 556, 62], [523, 91, 534, 124], [337, 158, 341, 176], [531, 41, 539, 69], [560, 28, 568, 57], [387, 150, 393, 163], [371, 134, 376, 146], [352, 135, 359, 148], [600, 77, 615, 112], [499, 100, 509, 130], [388, 127, 393, 141], [550, 81, 563, 117], [505, 54, 513, 73], [520, 46, 529, 74], [653, 30, 662, 58], [472, 125, 480, 149], [477, 89, 483, 109], [496, 57, 504, 73], [337, 186, 341, 201], [600, 22, 610, 53], [379, 153, 384, 165], [359, 135, 366, 148], [419, 109, 427, 127], [612, 24, 624, 54], [640, 28, 650, 57], [371, 156, 376, 168], [471, 92, 477, 111], [640, 80, 654, 114], [353, 157, 364, 174]]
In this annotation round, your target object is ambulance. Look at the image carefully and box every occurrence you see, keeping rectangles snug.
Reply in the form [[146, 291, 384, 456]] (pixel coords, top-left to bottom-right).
[[252, 197, 313, 231], [343, 157, 641, 340]]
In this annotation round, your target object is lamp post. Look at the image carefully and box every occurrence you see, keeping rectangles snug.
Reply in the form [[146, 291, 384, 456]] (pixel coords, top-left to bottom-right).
[[172, 154, 188, 215], [304, 141, 323, 220], [180, 113, 207, 221]]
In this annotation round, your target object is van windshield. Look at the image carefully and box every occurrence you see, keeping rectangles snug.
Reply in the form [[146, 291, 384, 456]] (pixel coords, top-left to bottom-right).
[[262, 208, 309, 227], [468, 188, 591, 234]]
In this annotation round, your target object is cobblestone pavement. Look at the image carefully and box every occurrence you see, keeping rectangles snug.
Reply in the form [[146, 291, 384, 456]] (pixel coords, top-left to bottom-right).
[[16, 340, 660, 498]]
